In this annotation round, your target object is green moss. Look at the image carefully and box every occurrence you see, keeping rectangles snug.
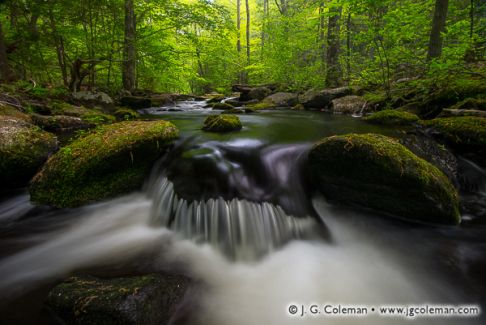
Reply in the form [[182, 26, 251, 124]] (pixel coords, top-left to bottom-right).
[[202, 114, 242, 132], [114, 108, 140, 120], [421, 117, 486, 149], [0, 116, 57, 189], [245, 102, 276, 110], [308, 133, 460, 225], [364, 109, 419, 125], [0, 103, 31, 122], [30, 120, 179, 207], [221, 108, 245, 114]]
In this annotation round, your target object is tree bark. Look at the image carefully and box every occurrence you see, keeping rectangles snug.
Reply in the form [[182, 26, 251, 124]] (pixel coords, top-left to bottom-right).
[[245, 0, 250, 67], [0, 21, 16, 82], [427, 0, 449, 60], [123, 0, 136, 92], [326, 7, 342, 87]]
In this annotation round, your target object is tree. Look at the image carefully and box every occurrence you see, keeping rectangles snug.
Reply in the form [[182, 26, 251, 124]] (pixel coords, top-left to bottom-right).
[[427, 0, 449, 60], [326, 6, 342, 87], [123, 0, 136, 92], [0, 21, 15, 82]]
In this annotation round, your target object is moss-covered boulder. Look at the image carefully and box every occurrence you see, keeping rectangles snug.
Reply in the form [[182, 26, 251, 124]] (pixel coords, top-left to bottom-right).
[[80, 112, 116, 125], [308, 133, 460, 225], [114, 108, 140, 121], [47, 274, 191, 325], [364, 109, 419, 125], [421, 117, 486, 153], [202, 114, 242, 132], [0, 116, 57, 190], [245, 101, 276, 110], [30, 120, 178, 207]]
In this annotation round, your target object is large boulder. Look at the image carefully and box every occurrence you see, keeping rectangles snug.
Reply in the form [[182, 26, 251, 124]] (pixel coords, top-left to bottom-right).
[[30, 120, 179, 207], [262, 92, 298, 107], [248, 86, 272, 101], [202, 114, 242, 132], [120, 96, 152, 110], [331, 95, 367, 115], [0, 116, 57, 190], [232, 85, 272, 102], [299, 87, 352, 109], [308, 133, 460, 225], [47, 274, 192, 325]]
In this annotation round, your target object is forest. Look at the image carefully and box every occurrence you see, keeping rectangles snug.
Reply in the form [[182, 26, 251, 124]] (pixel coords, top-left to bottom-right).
[[0, 0, 484, 93], [0, 1, 486, 325]]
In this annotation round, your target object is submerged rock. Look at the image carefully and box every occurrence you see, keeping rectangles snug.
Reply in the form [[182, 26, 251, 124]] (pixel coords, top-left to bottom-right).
[[308, 133, 460, 225], [30, 120, 179, 208], [47, 274, 192, 325], [299, 87, 352, 109], [202, 114, 242, 132], [331, 95, 367, 115], [364, 109, 419, 125], [0, 116, 57, 190]]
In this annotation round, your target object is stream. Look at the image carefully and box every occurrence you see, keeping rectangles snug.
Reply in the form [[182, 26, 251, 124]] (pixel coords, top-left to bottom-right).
[[0, 101, 485, 324]]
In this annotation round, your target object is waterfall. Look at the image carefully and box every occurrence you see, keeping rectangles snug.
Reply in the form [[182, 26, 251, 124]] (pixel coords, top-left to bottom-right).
[[149, 176, 315, 260]]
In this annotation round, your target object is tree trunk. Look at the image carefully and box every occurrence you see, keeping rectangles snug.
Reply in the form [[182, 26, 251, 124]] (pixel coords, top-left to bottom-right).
[[0, 21, 16, 82], [123, 0, 136, 92], [245, 0, 250, 67], [326, 7, 342, 87], [427, 0, 449, 60]]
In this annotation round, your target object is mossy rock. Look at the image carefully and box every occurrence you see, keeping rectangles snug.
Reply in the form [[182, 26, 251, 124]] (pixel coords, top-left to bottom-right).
[[421, 117, 486, 153], [449, 97, 486, 111], [0, 103, 32, 122], [30, 120, 179, 207], [114, 108, 140, 121], [364, 109, 419, 125], [308, 133, 460, 225], [202, 114, 242, 132], [211, 102, 234, 110], [32, 114, 94, 132], [245, 102, 276, 110], [47, 273, 191, 325], [221, 108, 245, 114], [0, 116, 57, 190]]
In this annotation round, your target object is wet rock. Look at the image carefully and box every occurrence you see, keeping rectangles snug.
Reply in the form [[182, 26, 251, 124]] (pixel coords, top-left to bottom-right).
[[212, 102, 234, 110], [248, 87, 272, 101], [331, 95, 367, 115], [224, 99, 242, 107], [0, 116, 57, 190], [202, 114, 242, 132], [221, 108, 245, 114], [30, 120, 179, 208], [46, 273, 192, 325], [308, 133, 460, 225], [120, 96, 152, 110], [262, 92, 298, 107], [232, 85, 272, 102], [207, 95, 225, 104], [299, 87, 352, 109]]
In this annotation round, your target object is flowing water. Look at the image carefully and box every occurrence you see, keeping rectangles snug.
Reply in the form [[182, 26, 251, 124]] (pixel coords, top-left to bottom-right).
[[0, 102, 485, 324]]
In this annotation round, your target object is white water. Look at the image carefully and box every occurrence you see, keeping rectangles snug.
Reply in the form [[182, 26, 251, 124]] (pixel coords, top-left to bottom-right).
[[0, 193, 475, 324]]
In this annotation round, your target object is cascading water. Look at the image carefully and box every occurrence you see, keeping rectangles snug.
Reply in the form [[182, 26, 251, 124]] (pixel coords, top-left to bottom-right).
[[0, 103, 485, 324]]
